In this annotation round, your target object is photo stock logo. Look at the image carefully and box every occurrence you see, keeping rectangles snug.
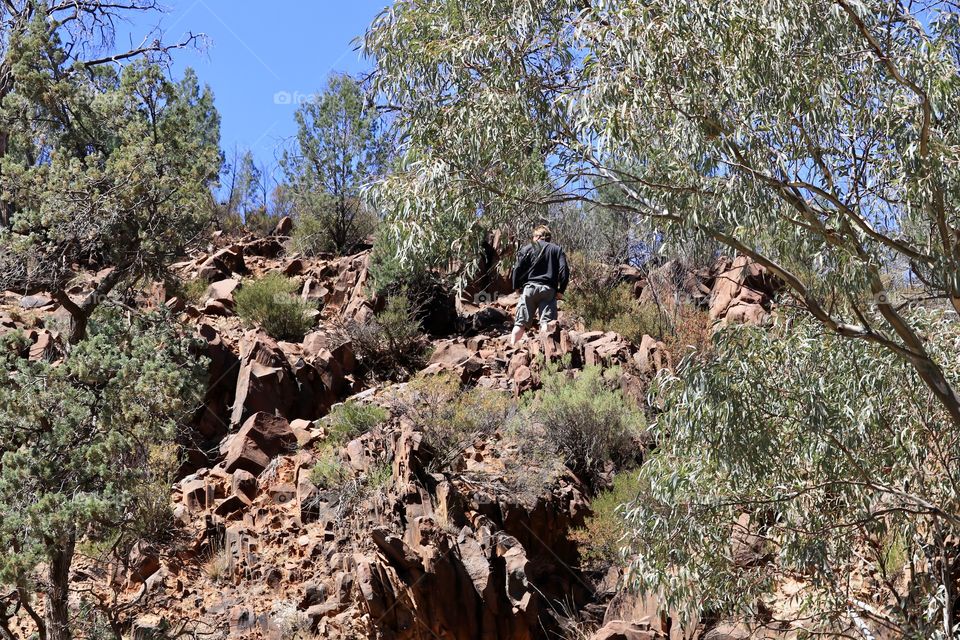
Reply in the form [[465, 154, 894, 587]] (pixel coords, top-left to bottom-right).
[[869, 289, 901, 308], [273, 90, 319, 106], [473, 291, 501, 305]]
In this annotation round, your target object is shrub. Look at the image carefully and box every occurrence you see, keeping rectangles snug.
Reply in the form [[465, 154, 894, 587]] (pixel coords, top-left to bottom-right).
[[565, 284, 665, 345], [346, 293, 430, 381], [661, 302, 713, 363], [0, 310, 206, 634], [167, 274, 210, 306], [397, 373, 514, 470], [324, 401, 388, 446], [234, 272, 316, 341], [309, 446, 350, 489], [366, 462, 393, 493], [520, 365, 644, 484], [288, 210, 330, 256], [289, 207, 378, 257], [204, 539, 233, 584], [571, 470, 642, 570], [127, 443, 181, 544]]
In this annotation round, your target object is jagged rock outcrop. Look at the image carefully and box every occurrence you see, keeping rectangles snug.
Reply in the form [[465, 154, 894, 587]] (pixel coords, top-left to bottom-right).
[[0, 226, 786, 640], [708, 256, 781, 327]]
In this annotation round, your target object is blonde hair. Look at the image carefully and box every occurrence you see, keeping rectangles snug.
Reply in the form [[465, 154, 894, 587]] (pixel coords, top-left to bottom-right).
[[532, 225, 552, 242]]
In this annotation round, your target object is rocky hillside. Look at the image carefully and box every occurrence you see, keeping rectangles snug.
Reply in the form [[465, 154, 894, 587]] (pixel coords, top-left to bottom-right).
[[0, 223, 783, 640]]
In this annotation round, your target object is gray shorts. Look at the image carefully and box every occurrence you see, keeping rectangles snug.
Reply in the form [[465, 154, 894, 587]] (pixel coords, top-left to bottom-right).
[[515, 283, 557, 329]]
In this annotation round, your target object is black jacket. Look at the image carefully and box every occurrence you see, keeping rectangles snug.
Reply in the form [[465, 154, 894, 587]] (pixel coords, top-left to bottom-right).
[[511, 240, 569, 293]]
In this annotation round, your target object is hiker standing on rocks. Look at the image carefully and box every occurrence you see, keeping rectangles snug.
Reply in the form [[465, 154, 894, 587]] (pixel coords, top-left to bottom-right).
[[510, 225, 569, 345]]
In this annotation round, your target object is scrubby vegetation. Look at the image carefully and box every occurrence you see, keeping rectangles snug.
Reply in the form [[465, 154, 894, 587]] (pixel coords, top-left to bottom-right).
[[0, 310, 205, 639], [324, 401, 389, 445], [519, 365, 644, 486], [630, 314, 960, 635], [346, 294, 431, 381], [167, 275, 212, 307], [309, 446, 351, 489], [309, 402, 388, 492], [572, 470, 642, 570], [234, 273, 316, 341], [3, 0, 960, 637], [565, 283, 662, 345], [397, 373, 514, 470]]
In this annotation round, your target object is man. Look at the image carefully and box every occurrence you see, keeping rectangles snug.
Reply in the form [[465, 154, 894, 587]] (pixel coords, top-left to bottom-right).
[[510, 225, 569, 345]]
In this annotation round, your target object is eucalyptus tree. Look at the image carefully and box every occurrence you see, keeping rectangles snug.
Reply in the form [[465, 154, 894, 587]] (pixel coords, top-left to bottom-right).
[[639, 313, 960, 637], [281, 73, 389, 255], [364, 0, 960, 419], [363, 0, 960, 633]]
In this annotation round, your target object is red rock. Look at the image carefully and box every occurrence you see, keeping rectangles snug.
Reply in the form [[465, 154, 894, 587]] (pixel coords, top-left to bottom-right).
[[267, 484, 297, 507], [590, 621, 660, 640], [27, 330, 58, 361], [127, 542, 161, 584], [709, 256, 779, 327], [202, 299, 231, 316], [204, 278, 239, 304], [220, 413, 296, 475], [633, 335, 672, 375], [198, 245, 246, 280], [230, 332, 298, 426], [231, 469, 258, 501], [181, 478, 212, 511], [272, 215, 293, 236]]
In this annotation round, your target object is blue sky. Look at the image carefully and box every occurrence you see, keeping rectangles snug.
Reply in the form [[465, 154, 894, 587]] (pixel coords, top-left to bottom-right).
[[124, 1, 390, 185]]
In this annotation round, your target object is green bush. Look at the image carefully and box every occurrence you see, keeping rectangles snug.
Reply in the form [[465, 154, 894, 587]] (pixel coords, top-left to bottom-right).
[[365, 462, 393, 493], [346, 293, 430, 381], [166, 274, 210, 306], [309, 446, 350, 489], [128, 443, 181, 544], [627, 316, 960, 630], [235, 272, 316, 340], [521, 365, 644, 484], [288, 211, 330, 256], [289, 207, 378, 257], [571, 470, 642, 569], [0, 310, 206, 633], [324, 401, 388, 446], [398, 372, 514, 470], [565, 284, 665, 345]]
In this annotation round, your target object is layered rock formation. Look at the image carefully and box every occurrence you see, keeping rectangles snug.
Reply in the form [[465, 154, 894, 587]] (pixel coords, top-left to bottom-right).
[[0, 228, 782, 640]]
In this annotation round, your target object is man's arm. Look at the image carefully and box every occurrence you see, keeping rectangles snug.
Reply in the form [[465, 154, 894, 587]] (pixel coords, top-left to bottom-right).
[[512, 246, 530, 291], [557, 248, 570, 294]]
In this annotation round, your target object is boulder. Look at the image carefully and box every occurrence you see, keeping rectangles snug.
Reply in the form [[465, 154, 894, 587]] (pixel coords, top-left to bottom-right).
[[272, 215, 293, 236], [709, 256, 780, 328], [127, 542, 161, 584], [27, 329, 60, 362], [632, 335, 672, 376], [198, 245, 246, 280], [231, 469, 258, 501], [220, 413, 296, 475], [204, 278, 240, 306], [230, 332, 298, 427], [20, 294, 53, 310]]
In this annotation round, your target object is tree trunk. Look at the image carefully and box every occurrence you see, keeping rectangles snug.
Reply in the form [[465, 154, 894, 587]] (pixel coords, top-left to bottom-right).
[[52, 291, 89, 346], [44, 532, 75, 640]]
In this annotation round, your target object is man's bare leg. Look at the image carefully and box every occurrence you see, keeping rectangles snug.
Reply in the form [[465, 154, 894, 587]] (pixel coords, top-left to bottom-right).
[[510, 325, 526, 345]]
